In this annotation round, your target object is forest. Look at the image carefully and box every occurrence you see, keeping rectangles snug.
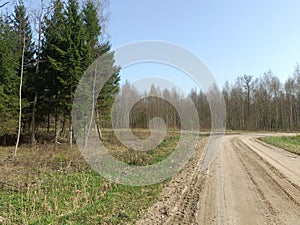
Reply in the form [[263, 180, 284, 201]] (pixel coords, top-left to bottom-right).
[[117, 68, 300, 132], [1, 0, 300, 147], [0, 0, 119, 146]]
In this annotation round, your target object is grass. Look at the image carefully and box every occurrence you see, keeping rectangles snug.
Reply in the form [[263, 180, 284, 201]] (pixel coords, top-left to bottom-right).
[[0, 130, 181, 224], [0, 171, 162, 224], [260, 135, 300, 155], [103, 130, 180, 166]]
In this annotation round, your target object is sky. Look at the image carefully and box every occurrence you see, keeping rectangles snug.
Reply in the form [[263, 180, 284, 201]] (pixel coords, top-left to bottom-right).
[[108, 0, 300, 91], [2, 0, 300, 93]]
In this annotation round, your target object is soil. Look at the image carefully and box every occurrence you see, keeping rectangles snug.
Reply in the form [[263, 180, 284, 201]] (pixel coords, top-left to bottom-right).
[[137, 133, 300, 225]]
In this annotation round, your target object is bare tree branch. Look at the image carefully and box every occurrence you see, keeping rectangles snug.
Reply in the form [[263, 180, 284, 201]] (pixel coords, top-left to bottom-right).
[[0, 2, 9, 8]]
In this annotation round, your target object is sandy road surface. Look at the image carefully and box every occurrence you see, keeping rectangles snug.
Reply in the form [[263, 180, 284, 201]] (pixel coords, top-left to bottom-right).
[[137, 133, 300, 225]]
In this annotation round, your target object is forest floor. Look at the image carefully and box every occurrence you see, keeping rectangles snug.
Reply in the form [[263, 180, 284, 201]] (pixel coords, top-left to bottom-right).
[[0, 130, 180, 224], [137, 133, 300, 225]]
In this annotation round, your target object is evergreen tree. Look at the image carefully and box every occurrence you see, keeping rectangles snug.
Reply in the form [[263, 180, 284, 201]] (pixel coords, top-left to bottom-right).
[[0, 16, 19, 144], [42, 0, 87, 145], [95, 46, 120, 127], [82, 1, 120, 127], [64, 0, 87, 146], [40, 0, 66, 142], [11, 0, 34, 69], [0, 0, 120, 146], [83, 0, 101, 65]]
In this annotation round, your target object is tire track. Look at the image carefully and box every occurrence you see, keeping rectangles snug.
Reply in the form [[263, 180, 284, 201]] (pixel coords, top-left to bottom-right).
[[197, 135, 269, 225], [164, 173, 205, 225], [138, 134, 300, 225], [233, 137, 300, 224], [136, 139, 207, 225]]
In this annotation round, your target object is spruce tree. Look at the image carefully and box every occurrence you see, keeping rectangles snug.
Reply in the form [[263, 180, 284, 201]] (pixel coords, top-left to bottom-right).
[[95, 45, 120, 127], [64, 0, 86, 146], [40, 0, 66, 143], [42, 0, 86, 145], [83, 0, 101, 65], [0, 16, 19, 144], [11, 0, 34, 69], [82, 0, 120, 127]]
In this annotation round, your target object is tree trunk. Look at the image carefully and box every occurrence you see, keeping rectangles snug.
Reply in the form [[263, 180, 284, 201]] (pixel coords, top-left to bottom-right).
[[31, 3, 44, 145], [14, 34, 26, 157], [95, 109, 103, 140], [85, 64, 97, 148], [55, 113, 60, 146], [69, 120, 73, 148], [31, 92, 37, 145], [47, 113, 50, 132]]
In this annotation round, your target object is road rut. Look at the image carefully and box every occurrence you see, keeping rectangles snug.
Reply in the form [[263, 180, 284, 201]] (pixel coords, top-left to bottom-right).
[[138, 133, 300, 225]]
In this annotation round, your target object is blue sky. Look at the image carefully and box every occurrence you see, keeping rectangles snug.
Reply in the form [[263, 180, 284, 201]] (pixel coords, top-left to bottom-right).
[[108, 0, 300, 90], [2, 0, 300, 92]]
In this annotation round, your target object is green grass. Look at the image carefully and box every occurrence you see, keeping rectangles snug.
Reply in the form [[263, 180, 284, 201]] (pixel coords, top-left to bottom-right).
[[0, 171, 162, 224], [104, 131, 180, 166], [260, 135, 300, 155], [0, 130, 181, 224]]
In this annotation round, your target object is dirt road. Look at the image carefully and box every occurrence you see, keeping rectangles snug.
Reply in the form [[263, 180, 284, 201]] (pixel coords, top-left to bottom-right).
[[137, 133, 300, 225]]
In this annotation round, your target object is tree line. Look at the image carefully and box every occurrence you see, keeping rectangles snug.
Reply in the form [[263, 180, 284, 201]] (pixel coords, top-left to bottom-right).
[[117, 67, 300, 132], [222, 68, 300, 131], [0, 0, 119, 146]]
